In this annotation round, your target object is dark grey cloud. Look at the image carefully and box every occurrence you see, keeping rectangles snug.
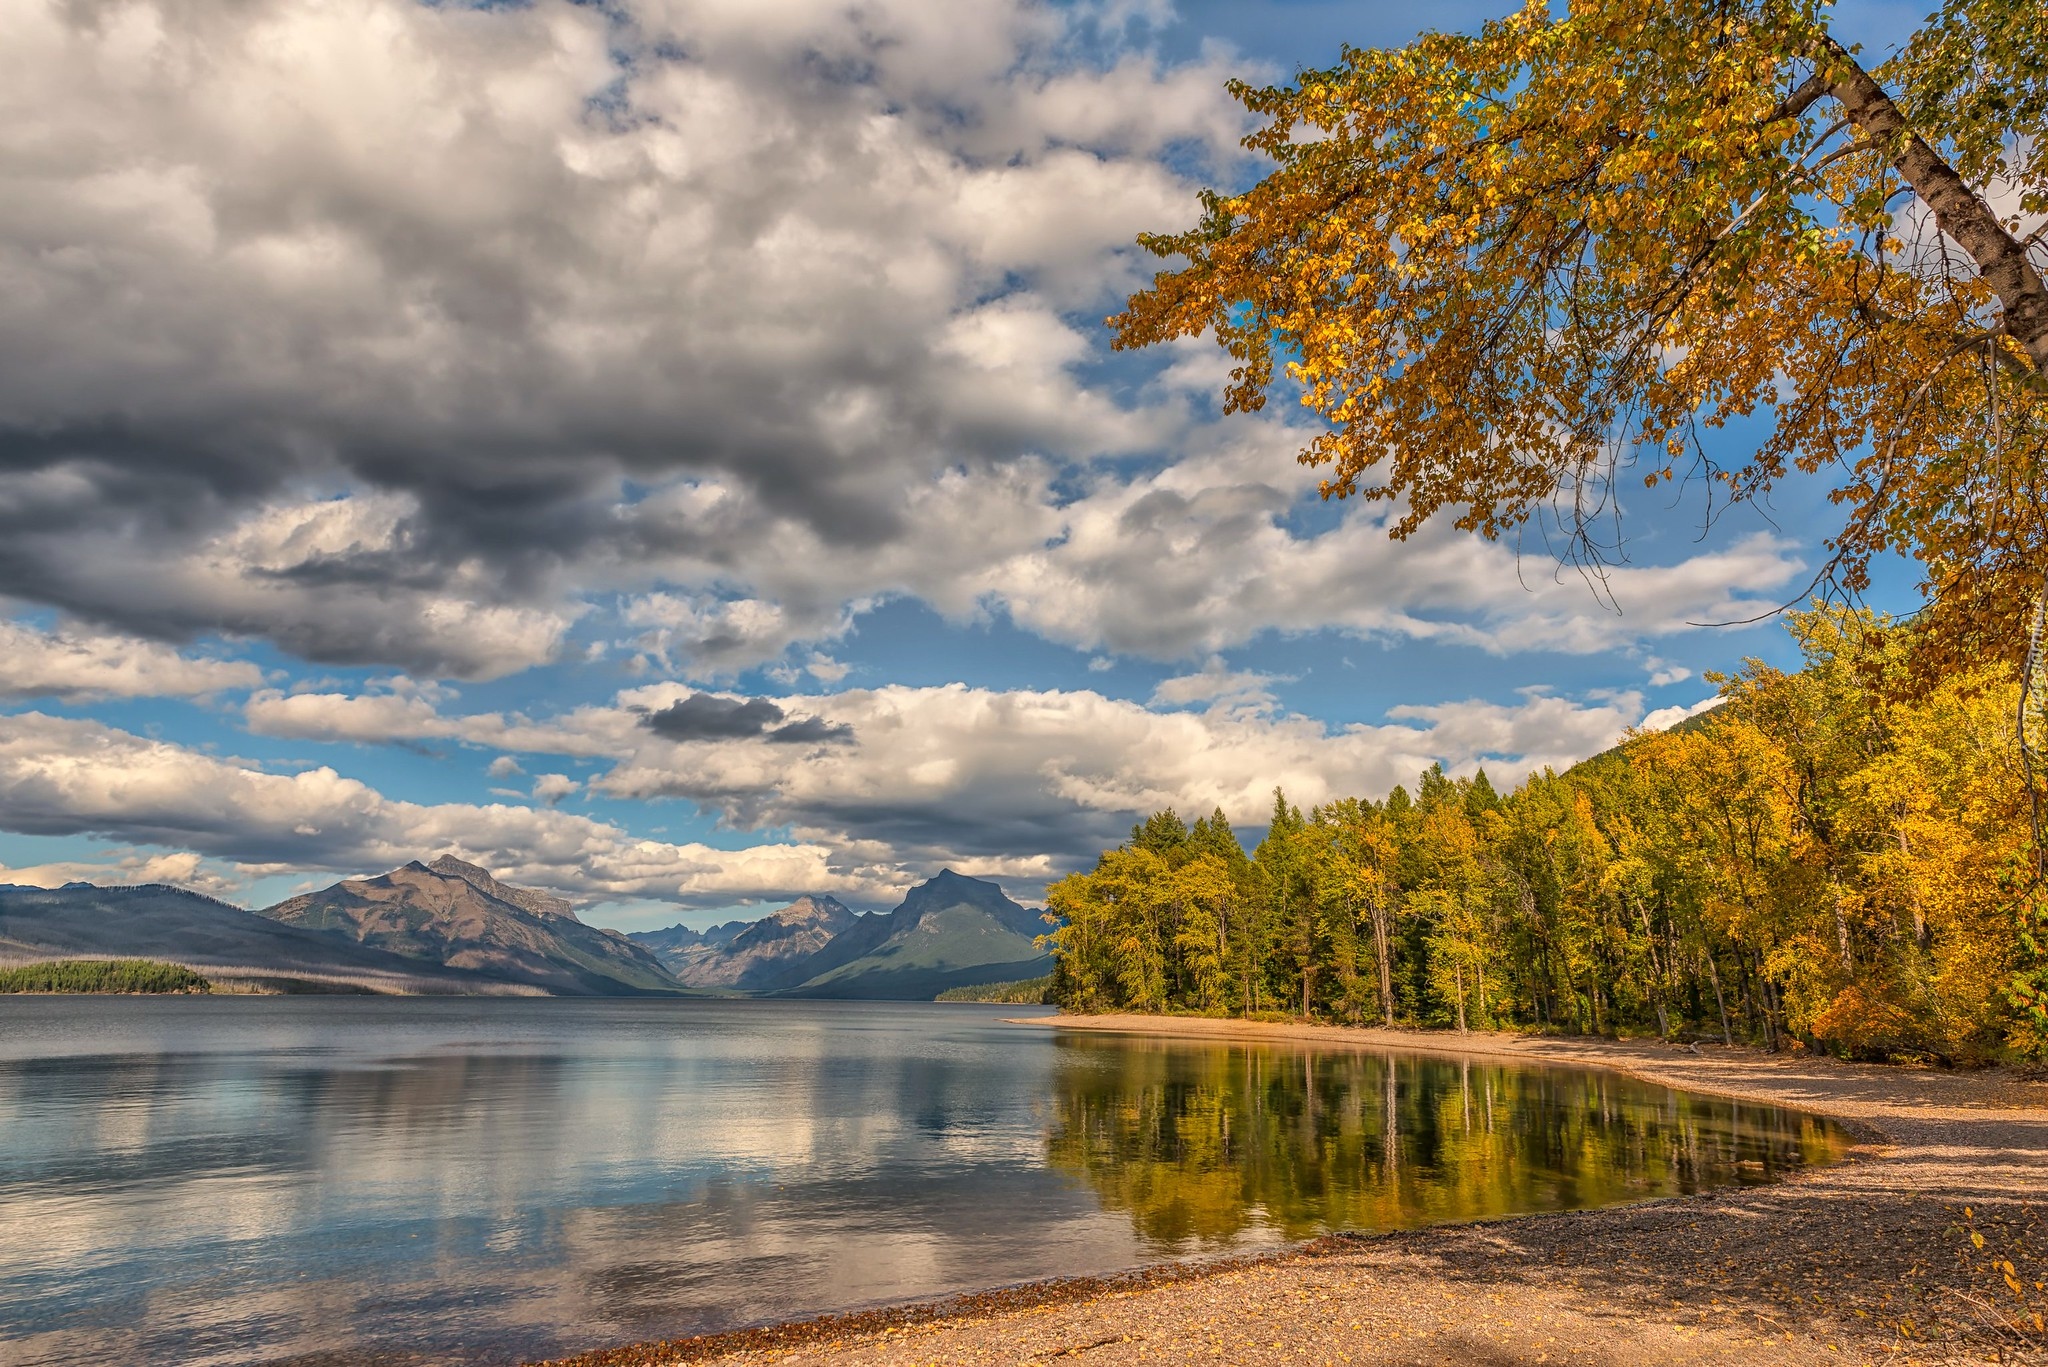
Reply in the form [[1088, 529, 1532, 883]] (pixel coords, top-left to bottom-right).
[[642, 693, 854, 746], [766, 716, 856, 746], [644, 694, 790, 742]]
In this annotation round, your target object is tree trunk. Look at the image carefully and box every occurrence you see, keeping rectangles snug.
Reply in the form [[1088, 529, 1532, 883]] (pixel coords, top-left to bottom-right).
[[1636, 900, 1670, 1040], [1453, 962, 1467, 1033], [1755, 953, 1783, 1052], [1820, 41, 2048, 374], [1371, 898, 1395, 1028]]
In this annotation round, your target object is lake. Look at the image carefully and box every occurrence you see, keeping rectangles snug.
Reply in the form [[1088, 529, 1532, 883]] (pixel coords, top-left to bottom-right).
[[0, 998, 1849, 1366]]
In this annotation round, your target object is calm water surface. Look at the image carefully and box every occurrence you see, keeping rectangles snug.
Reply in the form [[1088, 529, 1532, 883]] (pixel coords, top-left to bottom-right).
[[0, 998, 1849, 1366]]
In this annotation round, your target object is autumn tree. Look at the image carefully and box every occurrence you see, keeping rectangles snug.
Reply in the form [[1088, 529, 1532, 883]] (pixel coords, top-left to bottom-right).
[[1042, 608, 2047, 1059], [1112, 0, 2048, 663]]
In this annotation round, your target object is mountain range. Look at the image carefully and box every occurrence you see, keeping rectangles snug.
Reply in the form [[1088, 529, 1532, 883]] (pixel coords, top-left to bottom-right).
[[0, 859, 1049, 999], [628, 871, 1052, 999]]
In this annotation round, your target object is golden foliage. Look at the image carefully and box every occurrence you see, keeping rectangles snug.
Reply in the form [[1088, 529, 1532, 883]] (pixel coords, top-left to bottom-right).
[[1112, 0, 2048, 665], [1047, 608, 2046, 1062]]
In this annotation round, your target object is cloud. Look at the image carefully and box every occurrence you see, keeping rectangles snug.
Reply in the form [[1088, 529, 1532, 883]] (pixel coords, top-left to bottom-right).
[[226, 671, 1669, 886], [1645, 659, 1693, 687], [0, 0, 1248, 672], [938, 433, 1808, 661], [0, 617, 263, 700], [1640, 696, 1722, 733], [642, 692, 853, 746], [0, 490, 578, 680], [1, 666, 1674, 909], [766, 716, 857, 746], [802, 654, 850, 685], [0, 850, 248, 901], [591, 680, 1656, 867], [594, 418, 1804, 679], [1382, 693, 1643, 768], [0, 0, 1812, 689], [644, 694, 792, 742], [530, 773, 578, 806], [0, 712, 901, 908], [244, 683, 458, 744], [1150, 657, 1290, 713]]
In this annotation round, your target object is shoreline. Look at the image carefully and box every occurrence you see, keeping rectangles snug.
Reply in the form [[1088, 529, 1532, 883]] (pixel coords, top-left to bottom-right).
[[539, 1013, 2048, 1367]]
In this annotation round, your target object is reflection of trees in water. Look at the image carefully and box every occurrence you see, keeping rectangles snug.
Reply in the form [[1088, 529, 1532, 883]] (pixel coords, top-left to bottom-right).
[[1043, 1040, 1847, 1251]]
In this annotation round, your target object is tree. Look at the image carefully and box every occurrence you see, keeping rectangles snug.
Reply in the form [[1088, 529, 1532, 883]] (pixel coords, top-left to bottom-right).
[[1111, 0, 2048, 662], [1171, 855, 1239, 1012], [1254, 790, 1314, 1016], [1041, 609, 2048, 1058]]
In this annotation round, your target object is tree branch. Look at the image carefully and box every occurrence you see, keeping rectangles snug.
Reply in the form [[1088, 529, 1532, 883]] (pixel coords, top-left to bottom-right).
[[1767, 70, 1832, 128], [1819, 38, 2048, 376]]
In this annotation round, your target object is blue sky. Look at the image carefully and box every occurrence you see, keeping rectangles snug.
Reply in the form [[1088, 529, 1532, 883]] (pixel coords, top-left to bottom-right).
[[0, 0, 1927, 929]]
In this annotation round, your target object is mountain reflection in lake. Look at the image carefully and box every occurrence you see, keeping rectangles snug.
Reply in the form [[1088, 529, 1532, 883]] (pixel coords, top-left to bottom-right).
[[0, 999, 1847, 1367]]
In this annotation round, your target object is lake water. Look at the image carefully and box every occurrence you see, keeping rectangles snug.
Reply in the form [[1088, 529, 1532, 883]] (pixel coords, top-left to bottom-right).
[[0, 998, 1850, 1366]]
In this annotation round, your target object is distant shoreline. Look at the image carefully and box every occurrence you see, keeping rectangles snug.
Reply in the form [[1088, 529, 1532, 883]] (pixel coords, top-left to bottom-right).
[[537, 1017, 2048, 1367]]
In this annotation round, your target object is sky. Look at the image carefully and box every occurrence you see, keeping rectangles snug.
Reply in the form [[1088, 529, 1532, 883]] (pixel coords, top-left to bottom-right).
[[0, 0, 1927, 930]]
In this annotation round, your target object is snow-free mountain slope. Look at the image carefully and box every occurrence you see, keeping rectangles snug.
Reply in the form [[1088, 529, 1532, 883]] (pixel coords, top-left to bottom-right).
[[628, 871, 1052, 999], [639, 894, 859, 992], [427, 855, 580, 922], [259, 861, 683, 995], [0, 882, 529, 993], [781, 871, 1052, 999]]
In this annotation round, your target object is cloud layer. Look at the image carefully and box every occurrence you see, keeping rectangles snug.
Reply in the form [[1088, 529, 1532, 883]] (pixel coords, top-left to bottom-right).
[[0, 0, 1789, 912], [0, 618, 263, 699], [0, 711, 894, 906], [0, 0, 1799, 683], [0, 0, 1254, 676], [236, 677, 1670, 897]]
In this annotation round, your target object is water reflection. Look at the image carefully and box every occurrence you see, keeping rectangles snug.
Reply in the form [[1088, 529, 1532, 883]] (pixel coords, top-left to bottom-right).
[[0, 1001, 1849, 1367], [1045, 1038, 1847, 1250]]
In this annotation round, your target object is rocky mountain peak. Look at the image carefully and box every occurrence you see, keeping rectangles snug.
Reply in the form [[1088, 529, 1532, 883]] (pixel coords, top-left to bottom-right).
[[897, 869, 1041, 937], [777, 894, 853, 925], [425, 854, 580, 923]]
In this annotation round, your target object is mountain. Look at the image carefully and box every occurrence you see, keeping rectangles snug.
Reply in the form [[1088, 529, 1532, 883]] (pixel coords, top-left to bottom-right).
[[634, 895, 858, 992], [259, 860, 683, 996], [1, 863, 1047, 1000], [0, 883, 535, 994], [629, 917, 748, 965], [427, 855, 580, 922], [627, 872, 1051, 999], [779, 871, 1052, 999]]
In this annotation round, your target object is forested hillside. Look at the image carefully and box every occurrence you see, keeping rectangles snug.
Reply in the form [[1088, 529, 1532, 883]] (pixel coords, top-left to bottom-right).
[[1044, 609, 2042, 1062]]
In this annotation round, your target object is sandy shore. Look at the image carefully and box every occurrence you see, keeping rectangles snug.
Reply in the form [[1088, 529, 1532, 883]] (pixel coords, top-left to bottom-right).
[[542, 1015, 2048, 1367]]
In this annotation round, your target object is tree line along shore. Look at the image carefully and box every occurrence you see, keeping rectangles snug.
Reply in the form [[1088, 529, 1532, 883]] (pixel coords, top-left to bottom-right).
[[1041, 607, 2041, 1066], [0, 959, 212, 994]]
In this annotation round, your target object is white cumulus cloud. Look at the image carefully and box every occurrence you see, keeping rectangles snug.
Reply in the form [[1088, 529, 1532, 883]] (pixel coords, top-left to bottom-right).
[[0, 617, 263, 700]]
